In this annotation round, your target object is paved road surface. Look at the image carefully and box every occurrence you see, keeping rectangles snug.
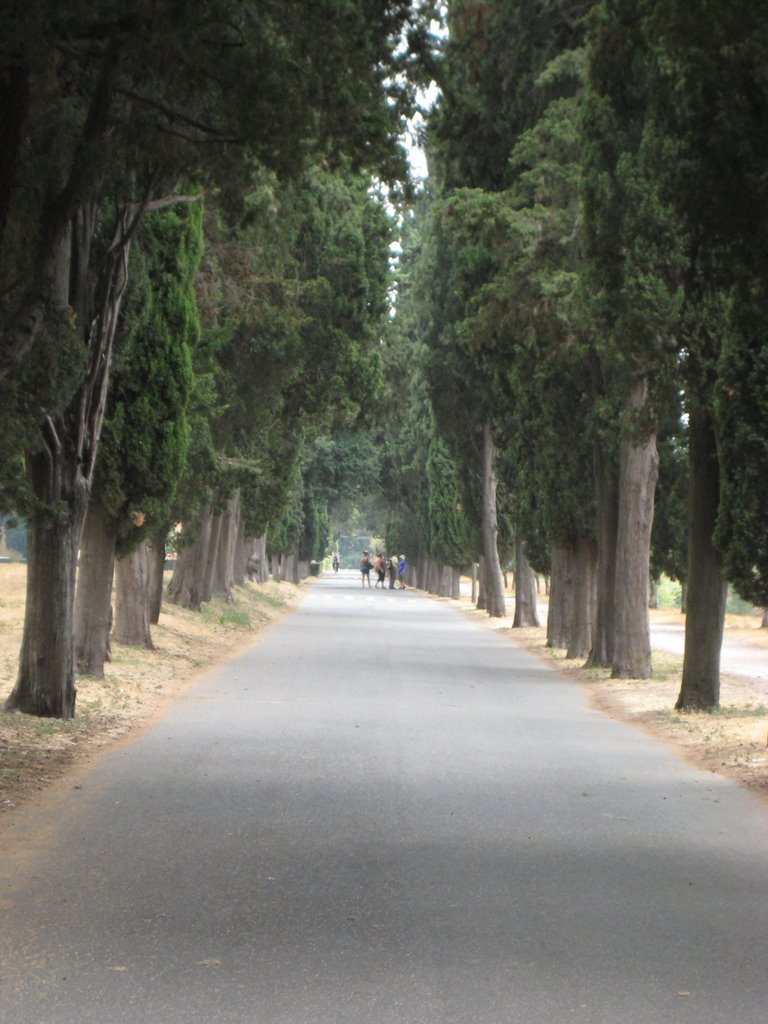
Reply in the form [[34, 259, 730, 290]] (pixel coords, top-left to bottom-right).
[[2, 573, 767, 1024], [649, 622, 768, 690]]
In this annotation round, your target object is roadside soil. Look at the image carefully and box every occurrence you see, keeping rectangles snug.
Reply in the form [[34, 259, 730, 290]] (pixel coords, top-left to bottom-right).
[[449, 586, 768, 801], [0, 565, 301, 816]]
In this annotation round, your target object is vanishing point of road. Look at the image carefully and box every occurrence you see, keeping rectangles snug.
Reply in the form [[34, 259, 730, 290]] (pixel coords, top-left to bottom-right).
[[2, 573, 767, 1024]]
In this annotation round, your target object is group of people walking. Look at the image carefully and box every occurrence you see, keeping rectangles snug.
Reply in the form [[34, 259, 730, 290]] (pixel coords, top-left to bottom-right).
[[359, 551, 406, 589]]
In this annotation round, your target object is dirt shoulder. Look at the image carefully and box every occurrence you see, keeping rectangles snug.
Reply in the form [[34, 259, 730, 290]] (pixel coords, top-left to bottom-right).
[[447, 591, 768, 802], [0, 565, 302, 816]]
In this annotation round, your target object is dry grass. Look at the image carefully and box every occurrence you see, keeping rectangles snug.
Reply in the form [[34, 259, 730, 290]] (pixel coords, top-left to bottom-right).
[[0, 565, 301, 814]]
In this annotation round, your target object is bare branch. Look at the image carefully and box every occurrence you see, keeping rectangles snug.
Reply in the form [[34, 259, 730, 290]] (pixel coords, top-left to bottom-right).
[[145, 192, 204, 213], [115, 86, 232, 139]]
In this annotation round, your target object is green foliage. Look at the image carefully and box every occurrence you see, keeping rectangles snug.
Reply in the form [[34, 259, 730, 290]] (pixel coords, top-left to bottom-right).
[[426, 436, 472, 566], [715, 301, 768, 604], [656, 574, 682, 610], [197, 168, 392, 550], [94, 202, 202, 552], [588, 1, 768, 605]]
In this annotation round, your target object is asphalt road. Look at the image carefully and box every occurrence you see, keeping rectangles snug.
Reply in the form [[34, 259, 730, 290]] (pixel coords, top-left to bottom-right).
[[649, 622, 768, 690], [2, 572, 767, 1024]]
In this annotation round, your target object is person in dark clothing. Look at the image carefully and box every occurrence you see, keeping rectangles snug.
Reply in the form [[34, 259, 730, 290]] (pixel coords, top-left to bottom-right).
[[360, 551, 372, 587]]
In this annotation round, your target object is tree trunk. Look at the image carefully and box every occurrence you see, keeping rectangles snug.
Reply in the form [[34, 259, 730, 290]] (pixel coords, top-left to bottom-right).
[[680, 582, 688, 614], [212, 494, 239, 601], [566, 531, 598, 661], [201, 511, 223, 603], [429, 559, 440, 594], [676, 407, 727, 710], [419, 558, 428, 591], [5, 205, 131, 717], [440, 564, 452, 597], [233, 508, 246, 587], [612, 380, 659, 679], [649, 577, 659, 609], [147, 533, 167, 626], [257, 534, 269, 582], [762, 607, 768, 629], [512, 534, 540, 628], [4, 453, 85, 718], [586, 437, 618, 668], [114, 542, 154, 649], [167, 509, 213, 611], [481, 421, 506, 617], [471, 562, 478, 603], [477, 555, 487, 611], [547, 545, 573, 650], [292, 545, 301, 584], [73, 499, 117, 677], [450, 566, 461, 599]]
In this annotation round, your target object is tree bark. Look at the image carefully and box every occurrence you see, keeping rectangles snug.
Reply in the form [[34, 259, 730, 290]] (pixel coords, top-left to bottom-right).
[[114, 542, 154, 649], [73, 499, 117, 677], [586, 437, 618, 668], [566, 531, 598, 661], [212, 495, 239, 602], [450, 566, 461, 599], [762, 607, 768, 629], [471, 562, 478, 604], [676, 407, 727, 710], [612, 380, 659, 679], [429, 560, 440, 594], [441, 564, 453, 597], [648, 577, 659, 609], [147, 534, 167, 626], [233, 505, 246, 587], [481, 421, 506, 617], [291, 546, 301, 584], [167, 509, 213, 611], [512, 534, 540, 628], [420, 557, 429, 591], [547, 545, 573, 650], [201, 511, 223, 604], [257, 534, 268, 582], [477, 555, 487, 611], [4, 452, 84, 718]]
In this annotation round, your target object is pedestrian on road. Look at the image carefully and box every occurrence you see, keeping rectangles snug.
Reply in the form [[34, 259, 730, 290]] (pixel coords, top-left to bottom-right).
[[332, 554, 340, 573], [374, 553, 387, 588], [360, 551, 372, 587], [388, 555, 397, 590], [397, 554, 407, 589]]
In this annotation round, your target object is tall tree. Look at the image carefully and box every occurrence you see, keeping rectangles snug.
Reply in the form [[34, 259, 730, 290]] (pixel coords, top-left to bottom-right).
[[73, 203, 201, 674], [2, 2, 431, 716], [587, 0, 768, 707]]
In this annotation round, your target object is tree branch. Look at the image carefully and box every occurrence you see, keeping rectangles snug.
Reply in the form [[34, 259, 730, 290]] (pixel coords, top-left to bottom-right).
[[115, 86, 233, 139]]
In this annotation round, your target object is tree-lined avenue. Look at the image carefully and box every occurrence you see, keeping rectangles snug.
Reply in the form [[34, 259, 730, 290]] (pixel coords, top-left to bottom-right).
[[2, 577, 767, 1023]]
